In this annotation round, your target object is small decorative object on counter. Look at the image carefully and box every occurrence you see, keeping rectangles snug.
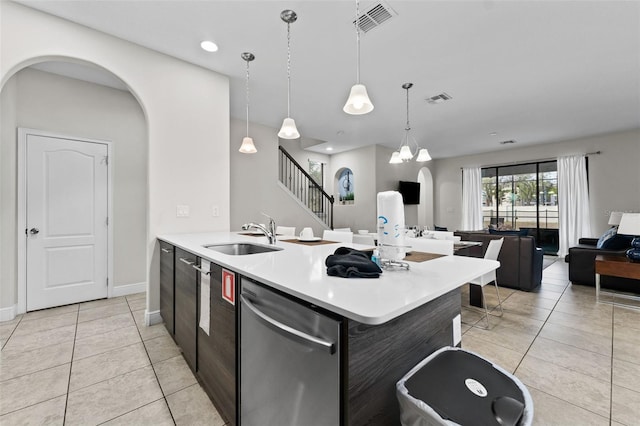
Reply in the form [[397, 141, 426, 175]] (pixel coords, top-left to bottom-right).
[[371, 248, 381, 267]]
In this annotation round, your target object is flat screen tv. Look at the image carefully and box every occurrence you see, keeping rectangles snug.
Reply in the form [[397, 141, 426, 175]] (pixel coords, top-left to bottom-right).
[[398, 181, 420, 205]]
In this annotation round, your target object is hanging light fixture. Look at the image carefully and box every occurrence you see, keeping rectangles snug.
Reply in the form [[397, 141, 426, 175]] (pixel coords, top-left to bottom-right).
[[239, 52, 257, 154], [389, 83, 432, 163], [278, 10, 300, 139], [343, 0, 374, 115]]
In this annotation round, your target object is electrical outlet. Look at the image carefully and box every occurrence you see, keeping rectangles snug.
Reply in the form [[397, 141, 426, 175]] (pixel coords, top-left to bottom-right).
[[176, 205, 190, 217], [212, 206, 220, 217]]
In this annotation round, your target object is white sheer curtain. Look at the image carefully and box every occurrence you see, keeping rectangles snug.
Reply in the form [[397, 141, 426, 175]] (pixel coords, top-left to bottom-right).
[[557, 155, 592, 257], [462, 167, 483, 231]]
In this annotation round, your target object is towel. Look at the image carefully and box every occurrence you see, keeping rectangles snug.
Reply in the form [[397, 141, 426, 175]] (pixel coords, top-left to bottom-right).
[[199, 260, 210, 335], [325, 247, 382, 278], [377, 191, 406, 261]]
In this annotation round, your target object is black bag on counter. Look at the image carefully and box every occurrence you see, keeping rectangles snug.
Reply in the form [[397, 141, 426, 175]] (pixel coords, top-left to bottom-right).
[[325, 247, 382, 278]]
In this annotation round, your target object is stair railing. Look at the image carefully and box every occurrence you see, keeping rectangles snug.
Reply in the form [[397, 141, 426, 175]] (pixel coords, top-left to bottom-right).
[[278, 145, 334, 229]]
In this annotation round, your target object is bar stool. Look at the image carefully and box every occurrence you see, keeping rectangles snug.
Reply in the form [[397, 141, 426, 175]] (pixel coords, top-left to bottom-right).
[[470, 238, 504, 329]]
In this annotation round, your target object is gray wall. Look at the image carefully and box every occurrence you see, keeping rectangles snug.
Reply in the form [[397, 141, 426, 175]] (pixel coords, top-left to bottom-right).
[[432, 129, 640, 236], [329, 145, 377, 231], [230, 118, 330, 237], [0, 68, 147, 305], [374, 145, 436, 228]]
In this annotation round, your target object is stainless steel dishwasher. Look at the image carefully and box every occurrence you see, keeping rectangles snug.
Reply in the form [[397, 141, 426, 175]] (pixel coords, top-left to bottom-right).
[[240, 278, 341, 426]]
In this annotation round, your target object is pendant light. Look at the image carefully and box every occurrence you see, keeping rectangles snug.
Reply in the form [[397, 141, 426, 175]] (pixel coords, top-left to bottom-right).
[[239, 52, 257, 154], [278, 10, 300, 139], [389, 83, 432, 163], [343, 0, 374, 115]]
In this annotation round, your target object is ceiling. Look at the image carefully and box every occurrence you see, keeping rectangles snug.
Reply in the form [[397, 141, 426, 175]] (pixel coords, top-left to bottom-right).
[[17, 0, 640, 158]]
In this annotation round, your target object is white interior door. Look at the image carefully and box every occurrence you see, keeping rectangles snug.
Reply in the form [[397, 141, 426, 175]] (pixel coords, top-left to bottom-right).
[[26, 134, 109, 311]]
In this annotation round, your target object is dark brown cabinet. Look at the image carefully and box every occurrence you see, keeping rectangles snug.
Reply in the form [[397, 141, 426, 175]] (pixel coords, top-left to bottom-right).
[[198, 262, 237, 425], [159, 241, 175, 335], [174, 247, 199, 372]]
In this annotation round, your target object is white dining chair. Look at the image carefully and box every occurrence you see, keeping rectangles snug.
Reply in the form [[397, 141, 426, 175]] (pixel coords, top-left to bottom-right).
[[469, 238, 504, 329], [275, 226, 296, 236], [406, 237, 454, 255], [353, 234, 375, 246], [334, 227, 352, 232], [323, 230, 353, 243]]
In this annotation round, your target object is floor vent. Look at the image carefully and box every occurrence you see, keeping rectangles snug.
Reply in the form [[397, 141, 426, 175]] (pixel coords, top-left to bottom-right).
[[426, 92, 453, 104], [354, 2, 397, 33]]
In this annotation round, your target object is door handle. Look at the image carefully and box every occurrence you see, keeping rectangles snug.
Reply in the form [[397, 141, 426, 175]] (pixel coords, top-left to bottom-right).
[[240, 294, 336, 354], [29, 228, 40, 235]]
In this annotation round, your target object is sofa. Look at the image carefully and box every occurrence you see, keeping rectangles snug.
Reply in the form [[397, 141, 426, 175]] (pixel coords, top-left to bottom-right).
[[455, 231, 543, 291], [565, 235, 638, 291]]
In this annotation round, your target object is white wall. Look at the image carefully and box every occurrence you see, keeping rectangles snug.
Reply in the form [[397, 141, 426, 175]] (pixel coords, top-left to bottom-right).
[[1, 2, 230, 319], [433, 129, 640, 236], [0, 77, 18, 312], [330, 145, 377, 231], [230, 118, 330, 237], [4, 68, 147, 294]]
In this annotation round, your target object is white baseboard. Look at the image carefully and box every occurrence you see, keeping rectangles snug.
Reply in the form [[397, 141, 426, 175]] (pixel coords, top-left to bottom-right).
[[112, 282, 147, 297], [145, 309, 163, 326], [0, 304, 17, 322]]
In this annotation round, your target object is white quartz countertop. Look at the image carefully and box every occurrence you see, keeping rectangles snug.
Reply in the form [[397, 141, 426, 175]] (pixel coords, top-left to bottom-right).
[[157, 232, 499, 325]]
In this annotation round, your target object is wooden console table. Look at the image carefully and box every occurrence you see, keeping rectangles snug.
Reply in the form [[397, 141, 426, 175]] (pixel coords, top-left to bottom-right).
[[595, 254, 640, 308]]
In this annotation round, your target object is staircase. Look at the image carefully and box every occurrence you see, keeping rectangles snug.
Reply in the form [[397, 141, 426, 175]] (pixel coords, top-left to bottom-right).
[[278, 145, 334, 229]]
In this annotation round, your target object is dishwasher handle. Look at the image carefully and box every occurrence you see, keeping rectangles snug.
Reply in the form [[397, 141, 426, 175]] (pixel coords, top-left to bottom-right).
[[240, 294, 336, 354]]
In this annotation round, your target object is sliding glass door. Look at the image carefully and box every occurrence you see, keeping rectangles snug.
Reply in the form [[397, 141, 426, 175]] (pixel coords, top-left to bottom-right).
[[482, 161, 558, 254]]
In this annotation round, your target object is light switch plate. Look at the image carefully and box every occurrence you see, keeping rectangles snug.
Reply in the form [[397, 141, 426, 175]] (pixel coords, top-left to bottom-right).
[[176, 205, 190, 217]]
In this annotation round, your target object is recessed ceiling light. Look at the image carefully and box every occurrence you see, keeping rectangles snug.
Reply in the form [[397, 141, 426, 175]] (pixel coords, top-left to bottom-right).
[[326, 147, 334, 151], [489, 132, 498, 136], [200, 41, 219, 52]]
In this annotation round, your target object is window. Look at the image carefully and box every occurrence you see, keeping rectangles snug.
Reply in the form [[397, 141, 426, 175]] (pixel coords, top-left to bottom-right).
[[482, 161, 558, 254]]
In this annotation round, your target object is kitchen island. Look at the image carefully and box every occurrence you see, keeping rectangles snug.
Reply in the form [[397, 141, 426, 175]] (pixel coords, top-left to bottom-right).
[[158, 232, 498, 425]]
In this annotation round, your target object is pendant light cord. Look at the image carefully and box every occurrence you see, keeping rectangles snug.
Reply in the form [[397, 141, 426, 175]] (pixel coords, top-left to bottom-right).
[[355, 0, 361, 84], [286, 21, 292, 117], [405, 86, 411, 131], [245, 59, 250, 137]]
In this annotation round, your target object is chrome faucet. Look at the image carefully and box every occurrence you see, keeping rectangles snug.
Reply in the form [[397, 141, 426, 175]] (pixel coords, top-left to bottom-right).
[[242, 214, 277, 245]]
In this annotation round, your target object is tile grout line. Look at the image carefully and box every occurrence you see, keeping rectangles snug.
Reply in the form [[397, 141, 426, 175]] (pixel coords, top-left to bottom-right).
[[511, 276, 569, 374], [126, 296, 178, 425], [1, 314, 25, 351], [609, 301, 615, 425], [526, 384, 612, 422], [62, 304, 80, 425]]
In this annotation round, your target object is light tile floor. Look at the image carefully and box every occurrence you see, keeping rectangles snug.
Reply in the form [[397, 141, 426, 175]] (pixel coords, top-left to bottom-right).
[[0, 292, 226, 426], [1, 259, 639, 425], [461, 257, 640, 425]]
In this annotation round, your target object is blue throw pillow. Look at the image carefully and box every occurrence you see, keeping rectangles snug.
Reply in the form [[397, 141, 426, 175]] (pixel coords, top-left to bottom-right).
[[596, 227, 617, 249]]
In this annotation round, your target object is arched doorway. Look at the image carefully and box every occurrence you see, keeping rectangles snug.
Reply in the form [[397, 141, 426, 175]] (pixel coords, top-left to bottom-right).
[[417, 167, 434, 229], [1, 58, 149, 314]]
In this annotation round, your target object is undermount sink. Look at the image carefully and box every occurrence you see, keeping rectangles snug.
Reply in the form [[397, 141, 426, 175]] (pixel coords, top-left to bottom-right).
[[203, 242, 283, 256]]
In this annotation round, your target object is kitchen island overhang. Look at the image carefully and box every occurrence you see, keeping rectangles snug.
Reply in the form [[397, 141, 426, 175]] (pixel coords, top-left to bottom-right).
[[158, 231, 499, 326]]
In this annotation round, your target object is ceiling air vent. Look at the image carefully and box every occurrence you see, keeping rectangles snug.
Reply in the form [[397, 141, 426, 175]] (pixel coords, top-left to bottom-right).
[[499, 140, 517, 145], [354, 2, 397, 33], [426, 92, 453, 104]]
